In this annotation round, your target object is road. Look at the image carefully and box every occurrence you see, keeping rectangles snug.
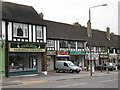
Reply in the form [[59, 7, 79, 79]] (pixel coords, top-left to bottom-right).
[[3, 71, 119, 88]]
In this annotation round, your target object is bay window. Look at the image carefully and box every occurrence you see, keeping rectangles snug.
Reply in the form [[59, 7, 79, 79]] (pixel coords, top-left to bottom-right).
[[13, 23, 28, 37]]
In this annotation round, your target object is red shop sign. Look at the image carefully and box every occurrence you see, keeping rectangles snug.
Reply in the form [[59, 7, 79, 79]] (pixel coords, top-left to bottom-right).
[[58, 51, 68, 55]]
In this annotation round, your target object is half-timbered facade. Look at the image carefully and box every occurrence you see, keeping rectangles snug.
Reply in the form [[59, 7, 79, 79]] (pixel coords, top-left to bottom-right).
[[46, 20, 87, 71], [46, 20, 119, 71], [2, 2, 47, 77]]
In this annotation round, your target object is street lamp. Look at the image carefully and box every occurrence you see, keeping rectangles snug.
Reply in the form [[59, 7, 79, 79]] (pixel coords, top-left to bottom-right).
[[87, 4, 107, 76]]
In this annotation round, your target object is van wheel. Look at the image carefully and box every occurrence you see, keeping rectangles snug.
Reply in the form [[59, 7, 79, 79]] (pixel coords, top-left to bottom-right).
[[69, 69, 73, 73], [56, 69, 60, 73], [76, 71, 80, 73]]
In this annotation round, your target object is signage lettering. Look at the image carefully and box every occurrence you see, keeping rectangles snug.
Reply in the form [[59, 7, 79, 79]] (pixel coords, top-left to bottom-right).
[[9, 48, 45, 52], [21, 44, 37, 48], [58, 51, 68, 55]]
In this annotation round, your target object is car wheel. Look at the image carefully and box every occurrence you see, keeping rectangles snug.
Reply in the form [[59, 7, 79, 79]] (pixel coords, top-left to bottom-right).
[[69, 69, 73, 73], [76, 71, 80, 73], [56, 69, 60, 73]]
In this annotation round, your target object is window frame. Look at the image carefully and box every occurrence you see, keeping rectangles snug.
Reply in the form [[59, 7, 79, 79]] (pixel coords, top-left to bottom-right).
[[13, 23, 28, 38], [60, 40, 68, 48], [36, 26, 43, 39], [77, 42, 84, 49], [47, 40, 55, 47]]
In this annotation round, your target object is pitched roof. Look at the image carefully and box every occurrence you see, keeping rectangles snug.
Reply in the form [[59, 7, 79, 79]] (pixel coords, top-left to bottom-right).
[[2, 2, 46, 25], [46, 20, 87, 41], [46, 20, 119, 48]]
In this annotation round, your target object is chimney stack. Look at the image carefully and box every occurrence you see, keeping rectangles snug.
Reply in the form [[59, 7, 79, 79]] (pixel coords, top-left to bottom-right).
[[106, 27, 110, 40], [39, 12, 44, 19], [73, 22, 81, 26]]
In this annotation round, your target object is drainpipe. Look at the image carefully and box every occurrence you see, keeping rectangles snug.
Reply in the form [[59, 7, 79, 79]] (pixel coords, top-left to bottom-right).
[[5, 21, 9, 77], [41, 45, 47, 75]]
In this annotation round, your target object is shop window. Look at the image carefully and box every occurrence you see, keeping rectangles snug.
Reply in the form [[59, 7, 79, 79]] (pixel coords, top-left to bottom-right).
[[13, 23, 28, 38], [9, 53, 37, 72], [36, 26, 42, 39]]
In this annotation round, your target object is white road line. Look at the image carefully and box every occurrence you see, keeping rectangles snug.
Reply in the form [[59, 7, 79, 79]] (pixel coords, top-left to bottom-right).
[[99, 79, 117, 83], [57, 85, 70, 88], [71, 83, 86, 86], [56, 83, 86, 88]]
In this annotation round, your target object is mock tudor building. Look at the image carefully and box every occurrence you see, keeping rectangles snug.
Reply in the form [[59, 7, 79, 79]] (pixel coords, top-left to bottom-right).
[[1, 1, 119, 78], [45, 20, 119, 71], [2, 2, 47, 77], [46, 20, 87, 71]]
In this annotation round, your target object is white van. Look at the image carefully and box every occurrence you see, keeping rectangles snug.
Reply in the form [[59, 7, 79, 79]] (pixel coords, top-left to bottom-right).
[[55, 61, 81, 73]]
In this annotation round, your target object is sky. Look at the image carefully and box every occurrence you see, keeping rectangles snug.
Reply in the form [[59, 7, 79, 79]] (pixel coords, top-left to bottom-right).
[[3, 0, 119, 35]]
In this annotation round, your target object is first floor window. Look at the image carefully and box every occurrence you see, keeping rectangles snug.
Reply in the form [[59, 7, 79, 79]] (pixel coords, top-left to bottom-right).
[[36, 26, 42, 39], [60, 40, 68, 48], [78, 42, 84, 49], [47, 40, 55, 47], [69, 41, 76, 48], [13, 23, 28, 38]]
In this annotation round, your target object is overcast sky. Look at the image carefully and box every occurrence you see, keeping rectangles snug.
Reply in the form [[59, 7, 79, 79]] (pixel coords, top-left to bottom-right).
[[3, 0, 119, 35]]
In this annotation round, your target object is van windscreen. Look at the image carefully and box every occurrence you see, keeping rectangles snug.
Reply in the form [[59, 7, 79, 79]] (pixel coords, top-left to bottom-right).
[[68, 62, 75, 66]]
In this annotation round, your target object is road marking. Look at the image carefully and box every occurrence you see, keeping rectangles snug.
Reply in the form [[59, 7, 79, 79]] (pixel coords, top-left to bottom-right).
[[71, 83, 86, 86], [99, 79, 117, 83], [56, 83, 86, 88], [23, 80, 48, 85], [57, 85, 70, 88]]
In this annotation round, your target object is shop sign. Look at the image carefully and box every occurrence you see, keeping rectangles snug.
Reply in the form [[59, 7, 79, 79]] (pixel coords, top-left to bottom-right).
[[57, 51, 69, 55], [10, 43, 45, 49], [118, 54, 120, 59], [99, 54, 108, 58], [70, 51, 86, 55], [109, 53, 117, 59], [9, 48, 45, 52], [47, 51, 56, 55]]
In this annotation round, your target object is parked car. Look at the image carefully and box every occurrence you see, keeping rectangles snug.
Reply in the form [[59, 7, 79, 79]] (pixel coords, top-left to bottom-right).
[[95, 64, 106, 70], [116, 62, 120, 70], [55, 61, 81, 73], [107, 63, 115, 71], [95, 63, 114, 71]]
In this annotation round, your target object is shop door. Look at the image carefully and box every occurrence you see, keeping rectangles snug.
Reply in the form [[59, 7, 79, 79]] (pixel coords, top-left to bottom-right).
[[29, 55, 37, 70]]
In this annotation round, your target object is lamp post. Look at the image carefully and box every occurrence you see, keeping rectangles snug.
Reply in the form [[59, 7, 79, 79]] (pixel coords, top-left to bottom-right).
[[88, 4, 107, 76]]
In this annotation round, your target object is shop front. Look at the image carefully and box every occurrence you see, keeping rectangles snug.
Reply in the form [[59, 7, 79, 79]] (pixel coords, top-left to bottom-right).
[[70, 51, 86, 69], [57, 51, 70, 61], [47, 51, 56, 71], [7, 42, 46, 76], [109, 53, 118, 63], [99, 54, 108, 65]]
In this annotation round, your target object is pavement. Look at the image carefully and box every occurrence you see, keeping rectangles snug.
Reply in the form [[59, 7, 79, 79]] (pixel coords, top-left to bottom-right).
[[0, 70, 119, 87]]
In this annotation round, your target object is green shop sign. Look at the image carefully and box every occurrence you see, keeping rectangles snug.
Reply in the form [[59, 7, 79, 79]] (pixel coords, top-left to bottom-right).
[[10, 43, 45, 49], [70, 51, 86, 55]]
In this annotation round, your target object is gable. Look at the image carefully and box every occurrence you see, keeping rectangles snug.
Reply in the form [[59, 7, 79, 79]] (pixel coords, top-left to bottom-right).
[[2, 2, 46, 25]]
